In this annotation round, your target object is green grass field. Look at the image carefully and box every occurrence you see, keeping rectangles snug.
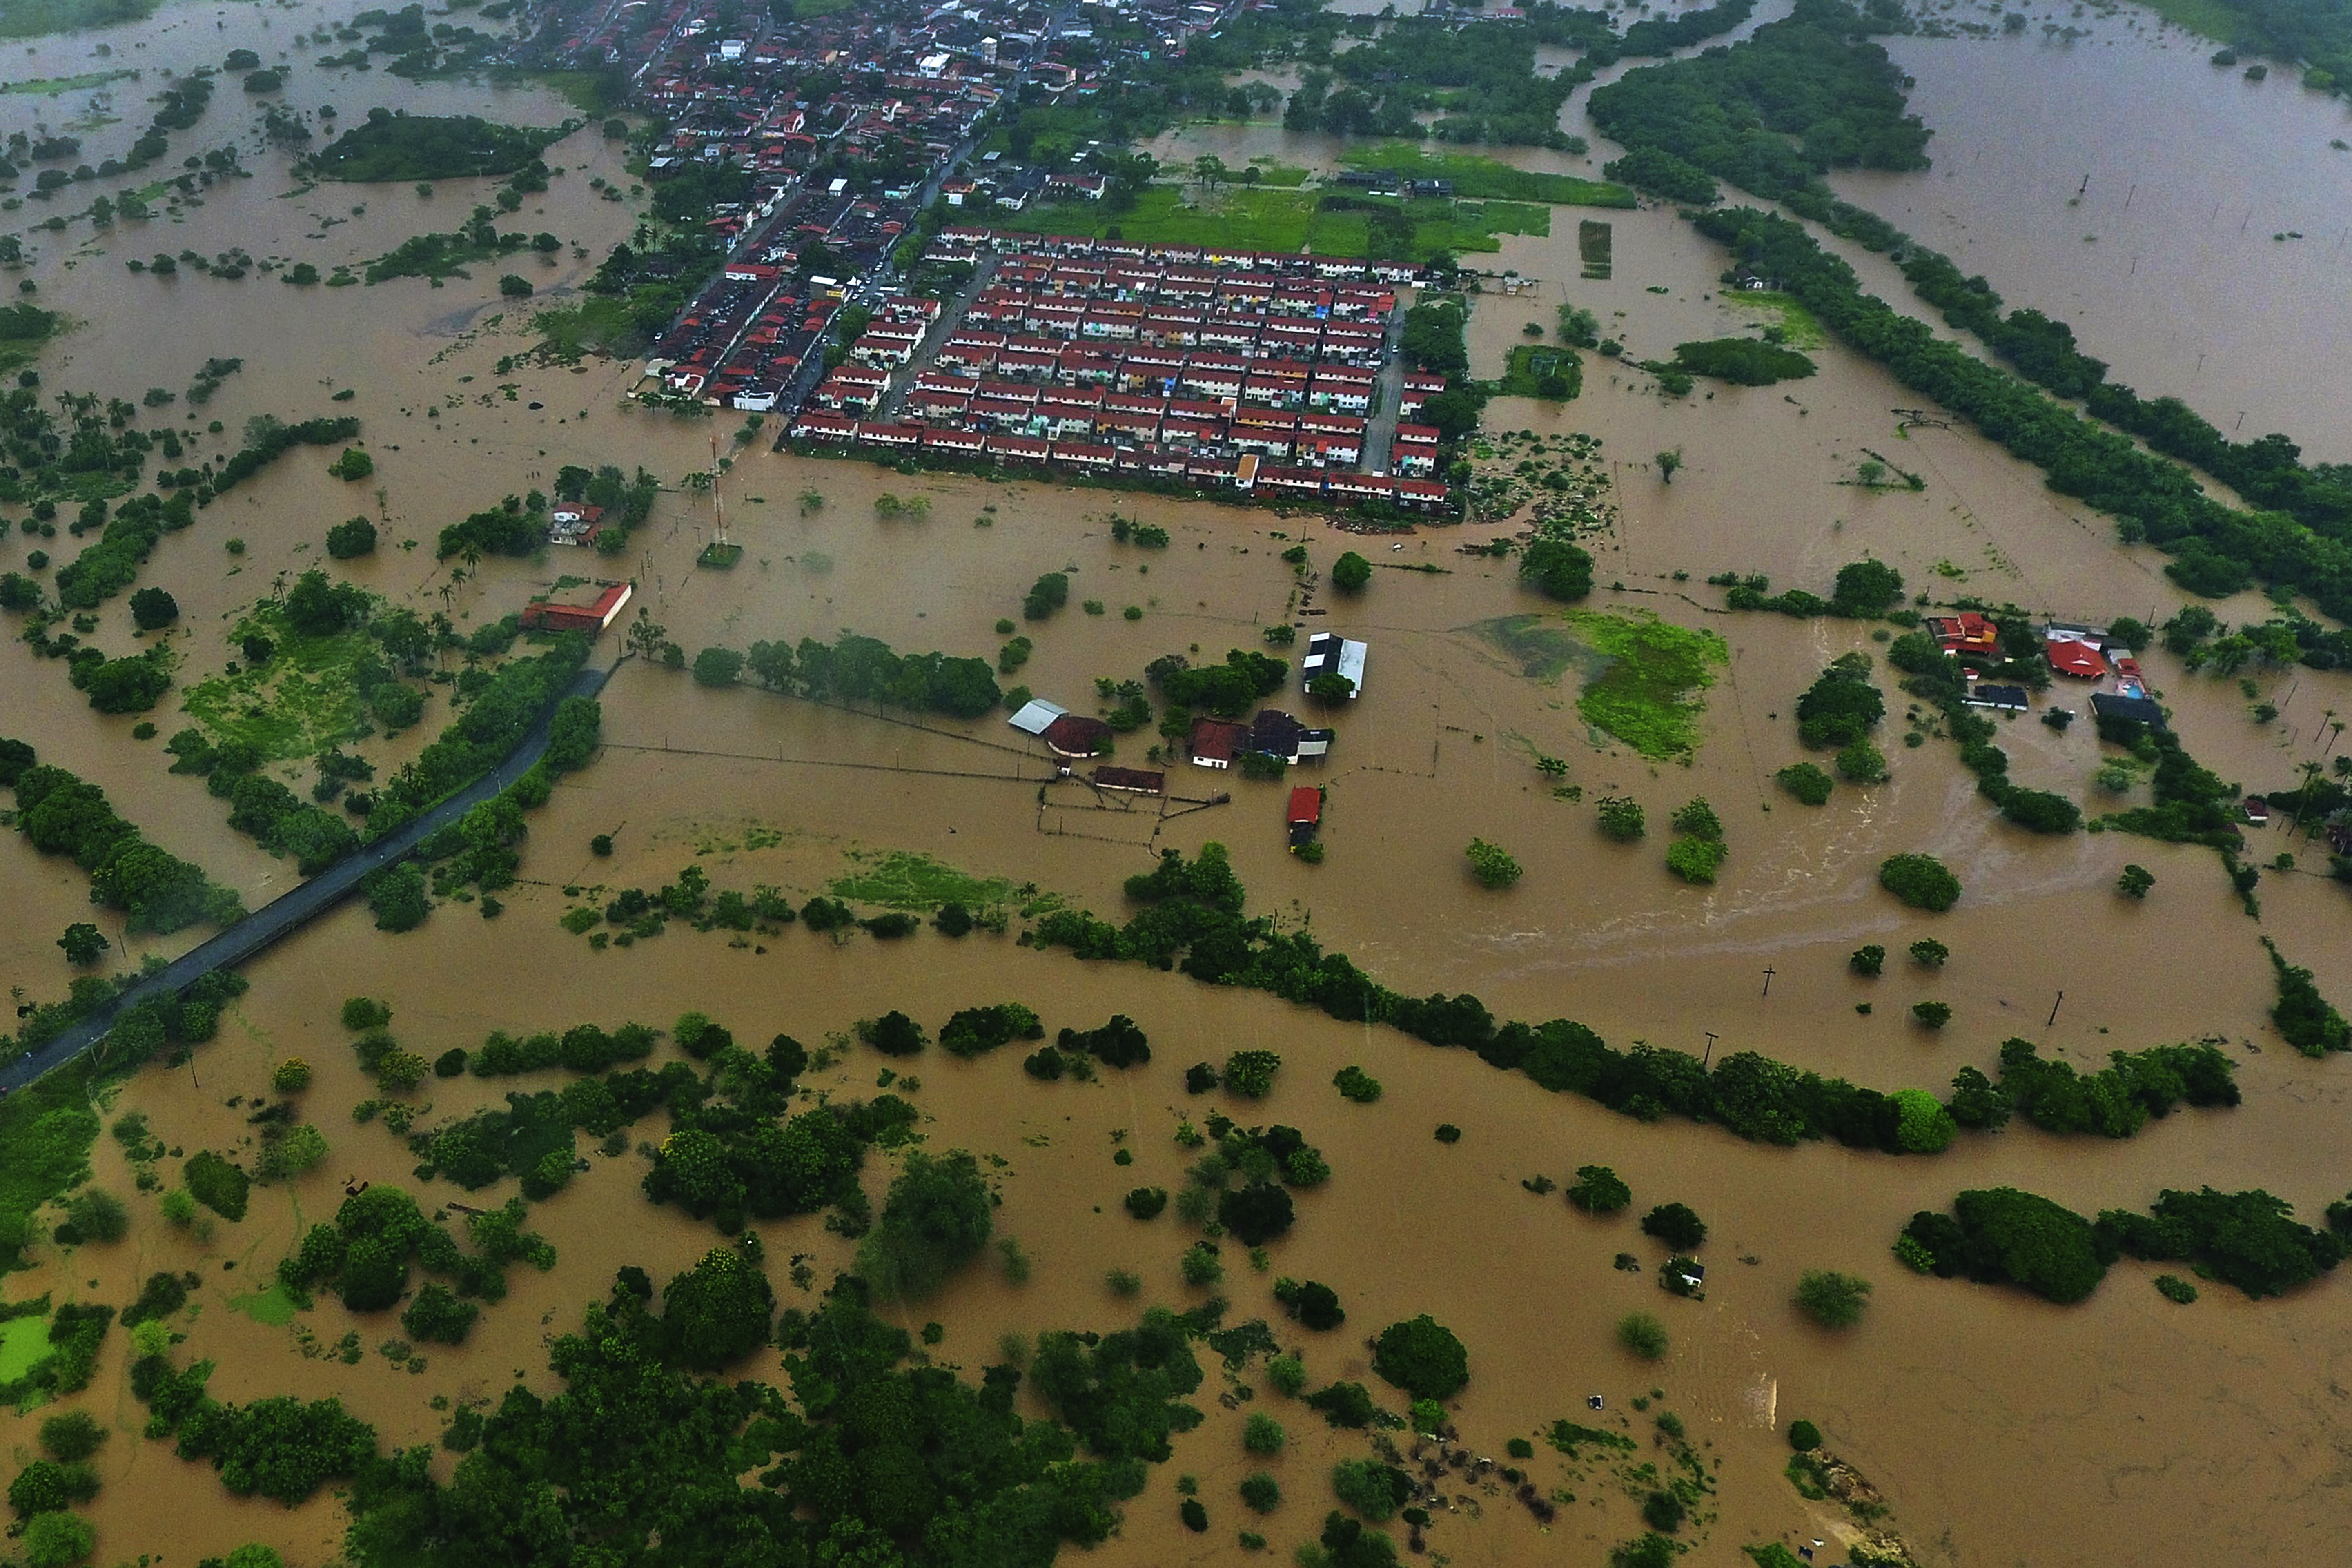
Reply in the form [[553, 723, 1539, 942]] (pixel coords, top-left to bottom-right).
[[182, 604, 389, 762], [999, 184, 1544, 256], [831, 850, 1016, 912], [227, 1283, 301, 1326], [0, 69, 134, 95], [1569, 610, 1726, 763], [1720, 290, 1826, 349], [1497, 342, 1581, 400], [1475, 610, 1725, 762], [0, 1062, 98, 1270], [1339, 144, 1637, 209], [2129, 0, 2245, 46]]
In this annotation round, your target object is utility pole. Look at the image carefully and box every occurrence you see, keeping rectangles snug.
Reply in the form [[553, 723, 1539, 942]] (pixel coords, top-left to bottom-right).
[[1703, 1031, 1718, 1068], [1760, 966, 1775, 999], [2048, 990, 2064, 1027]]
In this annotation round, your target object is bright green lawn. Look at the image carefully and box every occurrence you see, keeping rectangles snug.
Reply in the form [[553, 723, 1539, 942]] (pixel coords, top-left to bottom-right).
[[1339, 143, 1637, 209], [999, 184, 1542, 256], [181, 603, 383, 762], [831, 849, 1015, 911], [1474, 610, 1726, 762]]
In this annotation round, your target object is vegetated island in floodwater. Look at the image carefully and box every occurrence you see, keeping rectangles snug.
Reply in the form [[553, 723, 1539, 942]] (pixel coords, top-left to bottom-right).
[[305, 110, 577, 182], [0, 0, 158, 41]]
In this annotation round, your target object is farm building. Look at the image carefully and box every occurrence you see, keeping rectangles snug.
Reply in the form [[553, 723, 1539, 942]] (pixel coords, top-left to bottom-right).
[[520, 581, 633, 635], [1299, 633, 1366, 698], [1286, 786, 1322, 849]]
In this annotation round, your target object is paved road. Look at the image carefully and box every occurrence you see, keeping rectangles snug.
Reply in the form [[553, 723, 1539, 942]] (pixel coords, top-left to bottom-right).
[[1363, 297, 1409, 475], [0, 661, 618, 1094]]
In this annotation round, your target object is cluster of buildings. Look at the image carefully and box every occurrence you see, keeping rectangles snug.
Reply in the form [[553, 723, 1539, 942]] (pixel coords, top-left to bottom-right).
[[648, 264, 844, 409], [556, 0, 1469, 510], [1926, 611, 2151, 715], [1004, 633, 1368, 849], [565, 0, 1254, 405], [789, 241, 1455, 512]]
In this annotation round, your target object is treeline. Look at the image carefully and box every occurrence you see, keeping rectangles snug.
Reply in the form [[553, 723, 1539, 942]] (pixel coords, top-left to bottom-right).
[[0, 737, 241, 935], [131, 1262, 1218, 1561], [1588, 0, 1930, 199], [51, 490, 195, 610], [276, 1185, 553, 1332], [1691, 205, 2352, 629], [1588, 0, 2352, 626], [439, 468, 657, 558], [731, 630, 1003, 722], [1894, 247, 2352, 574], [205, 416, 361, 505], [1033, 846, 2237, 1155], [1903, 1182, 2347, 1305], [307, 109, 573, 182], [1291, 15, 1581, 148], [0, 384, 160, 508]]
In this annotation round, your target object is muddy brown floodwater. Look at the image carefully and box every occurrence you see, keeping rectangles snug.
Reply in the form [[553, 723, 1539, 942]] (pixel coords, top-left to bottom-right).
[[4, 2, 2352, 1566]]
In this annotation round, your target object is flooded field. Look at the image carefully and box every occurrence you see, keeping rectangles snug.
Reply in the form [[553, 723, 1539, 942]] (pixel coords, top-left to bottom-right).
[[3, 2, 2352, 1566], [1840, 8, 2352, 464]]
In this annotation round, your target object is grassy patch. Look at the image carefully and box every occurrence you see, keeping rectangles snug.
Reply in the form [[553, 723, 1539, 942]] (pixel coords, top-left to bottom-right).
[[1497, 342, 1581, 400], [1472, 611, 1725, 762], [0, 1315, 53, 1384], [1719, 289, 1826, 349], [0, 1063, 99, 1270], [530, 296, 644, 362], [0, 69, 135, 95], [1245, 159, 1312, 188], [0, 0, 159, 41], [830, 850, 1016, 912], [1339, 144, 1637, 208], [180, 603, 379, 762], [226, 1283, 301, 1326], [527, 70, 627, 116], [998, 184, 1540, 257], [2131, 0, 2244, 45], [309, 114, 572, 183]]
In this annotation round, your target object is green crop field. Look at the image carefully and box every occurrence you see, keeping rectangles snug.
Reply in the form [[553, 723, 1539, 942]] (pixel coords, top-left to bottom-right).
[[1340, 144, 1637, 209]]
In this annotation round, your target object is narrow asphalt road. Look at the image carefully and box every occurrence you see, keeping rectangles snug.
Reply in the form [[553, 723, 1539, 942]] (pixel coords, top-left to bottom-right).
[[0, 660, 617, 1094], [1363, 297, 1408, 474]]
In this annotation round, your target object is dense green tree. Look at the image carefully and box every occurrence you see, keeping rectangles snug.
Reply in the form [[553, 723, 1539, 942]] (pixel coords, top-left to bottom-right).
[[1793, 1269, 1872, 1327], [1567, 1165, 1632, 1213], [858, 1151, 993, 1301], [326, 516, 377, 559], [691, 646, 744, 687], [1330, 552, 1372, 592], [1519, 538, 1593, 601], [56, 922, 109, 966], [660, 1246, 773, 1368], [1370, 1315, 1469, 1401], [1879, 853, 1960, 911], [1641, 1203, 1706, 1249], [129, 585, 179, 629]]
